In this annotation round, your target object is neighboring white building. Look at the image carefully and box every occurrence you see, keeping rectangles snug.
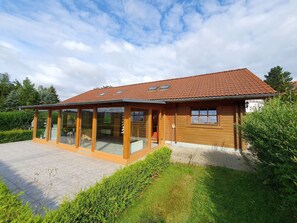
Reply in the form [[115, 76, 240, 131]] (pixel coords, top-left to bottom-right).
[[245, 99, 264, 113]]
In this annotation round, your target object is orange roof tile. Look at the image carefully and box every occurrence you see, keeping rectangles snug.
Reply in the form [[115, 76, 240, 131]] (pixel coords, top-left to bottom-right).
[[61, 68, 276, 104]]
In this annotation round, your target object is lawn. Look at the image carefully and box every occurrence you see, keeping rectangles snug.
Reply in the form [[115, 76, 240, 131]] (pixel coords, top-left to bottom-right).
[[118, 164, 294, 223]]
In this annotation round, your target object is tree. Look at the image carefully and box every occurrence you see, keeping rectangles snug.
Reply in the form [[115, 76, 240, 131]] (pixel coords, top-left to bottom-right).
[[38, 85, 59, 104], [264, 66, 293, 93], [4, 90, 20, 111], [0, 73, 15, 111], [18, 77, 40, 106]]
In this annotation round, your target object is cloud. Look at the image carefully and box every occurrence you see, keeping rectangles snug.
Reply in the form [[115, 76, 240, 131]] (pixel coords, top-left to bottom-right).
[[0, 0, 296, 101], [62, 40, 91, 52]]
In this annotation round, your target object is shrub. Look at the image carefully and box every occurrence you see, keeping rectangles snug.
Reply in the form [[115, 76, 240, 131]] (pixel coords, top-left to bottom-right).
[[0, 179, 41, 222], [0, 129, 33, 144], [43, 147, 172, 223], [0, 111, 34, 131], [241, 98, 297, 211]]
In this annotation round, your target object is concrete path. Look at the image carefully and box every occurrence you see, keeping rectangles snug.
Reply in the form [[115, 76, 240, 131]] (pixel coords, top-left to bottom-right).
[[170, 145, 253, 171], [0, 141, 122, 214]]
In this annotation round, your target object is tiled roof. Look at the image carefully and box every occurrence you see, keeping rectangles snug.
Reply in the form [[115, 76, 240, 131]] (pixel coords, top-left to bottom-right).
[[61, 68, 276, 104], [293, 81, 297, 88]]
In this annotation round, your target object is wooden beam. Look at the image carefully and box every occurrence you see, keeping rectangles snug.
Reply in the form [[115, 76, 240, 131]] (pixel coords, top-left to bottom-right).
[[123, 106, 131, 159], [147, 109, 152, 149], [158, 110, 164, 145], [46, 110, 51, 141], [76, 109, 81, 148], [91, 107, 97, 152], [33, 110, 38, 139], [56, 110, 61, 144]]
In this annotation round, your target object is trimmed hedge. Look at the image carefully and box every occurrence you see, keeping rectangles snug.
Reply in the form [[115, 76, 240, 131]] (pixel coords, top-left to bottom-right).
[[0, 179, 42, 222], [0, 129, 33, 144], [0, 111, 34, 131], [43, 147, 172, 223], [241, 98, 297, 212]]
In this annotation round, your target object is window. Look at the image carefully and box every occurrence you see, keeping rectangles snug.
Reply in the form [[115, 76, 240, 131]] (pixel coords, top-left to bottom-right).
[[115, 90, 124, 94], [148, 86, 158, 91], [191, 108, 217, 125], [159, 84, 170, 90], [131, 111, 145, 122]]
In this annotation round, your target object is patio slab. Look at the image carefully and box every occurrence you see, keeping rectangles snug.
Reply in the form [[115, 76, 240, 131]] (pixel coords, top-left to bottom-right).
[[170, 145, 254, 171], [0, 141, 122, 214]]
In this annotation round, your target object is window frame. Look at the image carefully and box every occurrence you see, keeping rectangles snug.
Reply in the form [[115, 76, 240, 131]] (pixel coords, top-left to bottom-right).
[[190, 108, 218, 125]]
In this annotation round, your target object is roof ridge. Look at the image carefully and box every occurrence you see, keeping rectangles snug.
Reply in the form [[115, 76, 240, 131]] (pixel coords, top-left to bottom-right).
[[94, 68, 248, 91]]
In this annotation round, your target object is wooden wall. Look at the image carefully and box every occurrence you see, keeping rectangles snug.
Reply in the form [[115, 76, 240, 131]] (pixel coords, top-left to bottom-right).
[[165, 100, 244, 149]]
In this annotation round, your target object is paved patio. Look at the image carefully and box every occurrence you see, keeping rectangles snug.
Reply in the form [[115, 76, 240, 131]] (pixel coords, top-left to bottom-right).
[[0, 141, 122, 214], [170, 145, 254, 171]]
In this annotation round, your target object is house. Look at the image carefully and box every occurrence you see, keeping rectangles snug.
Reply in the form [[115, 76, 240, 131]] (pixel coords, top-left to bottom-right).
[[21, 68, 276, 164], [293, 81, 297, 92]]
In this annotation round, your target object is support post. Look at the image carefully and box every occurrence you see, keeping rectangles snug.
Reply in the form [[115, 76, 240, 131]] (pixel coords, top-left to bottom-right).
[[147, 109, 152, 149], [76, 109, 81, 148], [91, 107, 97, 152], [56, 110, 61, 144], [46, 110, 51, 141], [33, 110, 38, 139], [123, 106, 131, 159]]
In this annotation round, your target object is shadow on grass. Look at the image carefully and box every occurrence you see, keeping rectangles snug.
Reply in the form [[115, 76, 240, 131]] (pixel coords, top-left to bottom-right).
[[0, 160, 58, 215]]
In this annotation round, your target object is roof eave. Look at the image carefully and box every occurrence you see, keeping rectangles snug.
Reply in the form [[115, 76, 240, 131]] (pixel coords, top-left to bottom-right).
[[164, 93, 276, 102], [19, 98, 166, 109]]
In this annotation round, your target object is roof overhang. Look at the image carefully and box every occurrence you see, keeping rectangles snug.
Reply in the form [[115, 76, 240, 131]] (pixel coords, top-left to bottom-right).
[[19, 98, 166, 109], [164, 93, 276, 102]]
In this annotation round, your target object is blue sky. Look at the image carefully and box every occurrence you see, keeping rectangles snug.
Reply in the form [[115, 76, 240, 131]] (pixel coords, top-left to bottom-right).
[[0, 0, 296, 100]]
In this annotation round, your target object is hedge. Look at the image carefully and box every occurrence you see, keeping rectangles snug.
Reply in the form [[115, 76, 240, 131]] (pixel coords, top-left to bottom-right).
[[43, 147, 172, 222], [241, 98, 297, 212], [0, 179, 42, 222], [0, 129, 33, 144], [0, 111, 34, 131]]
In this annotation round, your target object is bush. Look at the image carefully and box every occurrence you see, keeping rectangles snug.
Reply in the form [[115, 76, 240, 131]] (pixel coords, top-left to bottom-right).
[[0, 129, 33, 144], [0, 179, 41, 222], [43, 147, 172, 223], [241, 98, 297, 211], [0, 111, 34, 131]]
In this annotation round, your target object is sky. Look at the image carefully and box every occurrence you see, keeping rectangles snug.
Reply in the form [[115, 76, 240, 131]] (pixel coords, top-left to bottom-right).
[[0, 0, 296, 100]]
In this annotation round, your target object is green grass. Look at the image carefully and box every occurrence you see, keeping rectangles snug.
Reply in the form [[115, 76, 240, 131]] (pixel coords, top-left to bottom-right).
[[118, 164, 295, 223]]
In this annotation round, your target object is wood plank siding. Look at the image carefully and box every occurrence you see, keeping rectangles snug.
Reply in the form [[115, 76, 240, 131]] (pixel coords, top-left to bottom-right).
[[164, 101, 242, 149]]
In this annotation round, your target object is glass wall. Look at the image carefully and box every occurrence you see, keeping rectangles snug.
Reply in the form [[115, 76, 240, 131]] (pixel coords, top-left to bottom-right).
[[60, 109, 77, 145], [49, 110, 58, 142], [80, 109, 93, 149], [130, 109, 148, 154], [96, 107, 124, 155], [36, 110, 49, 139]]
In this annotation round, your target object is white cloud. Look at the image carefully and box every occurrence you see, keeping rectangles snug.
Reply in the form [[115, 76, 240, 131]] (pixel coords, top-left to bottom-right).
[[62, 40, 92, 52]]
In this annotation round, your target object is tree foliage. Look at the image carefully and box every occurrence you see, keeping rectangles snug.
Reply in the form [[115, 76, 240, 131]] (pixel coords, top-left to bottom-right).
[[264, 66, 293, 93], [241, 98, 297, 212], [0, 73, 60, 111]]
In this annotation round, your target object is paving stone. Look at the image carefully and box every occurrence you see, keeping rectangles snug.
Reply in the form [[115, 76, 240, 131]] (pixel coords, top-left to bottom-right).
[[0, 141, 122, 213]]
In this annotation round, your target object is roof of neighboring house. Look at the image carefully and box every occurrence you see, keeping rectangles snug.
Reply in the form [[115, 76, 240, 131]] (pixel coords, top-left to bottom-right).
[[61, 68, 275, 104], [293, 81, 297, 90]]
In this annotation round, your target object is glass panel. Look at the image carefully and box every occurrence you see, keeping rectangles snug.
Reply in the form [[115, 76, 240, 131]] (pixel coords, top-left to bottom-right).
[[50, 110, 58, 142], [208, 116, 218, 124], [208, 109, 217, 116], [60, 109, 77, 145], [199, 116, 208, 124], [191, 116, 198, 124], [130, 109, 148, 154], [96, 107, 124, 155], [199, 110, 207, 115], [36, 110, 48, 139], [80, 109, 93, 149], [191, 110, 199, 115]]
